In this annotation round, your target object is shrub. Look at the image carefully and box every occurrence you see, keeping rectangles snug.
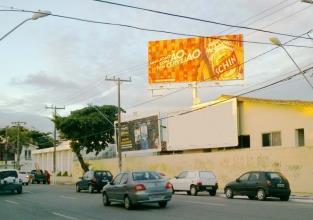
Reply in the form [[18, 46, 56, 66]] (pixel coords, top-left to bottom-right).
[[57, 171, 62, 176], [62, 171, 68, 176]]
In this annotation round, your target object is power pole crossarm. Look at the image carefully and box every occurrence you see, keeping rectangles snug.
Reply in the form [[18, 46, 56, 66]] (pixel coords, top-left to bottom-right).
[[105, 75, 131, 173]]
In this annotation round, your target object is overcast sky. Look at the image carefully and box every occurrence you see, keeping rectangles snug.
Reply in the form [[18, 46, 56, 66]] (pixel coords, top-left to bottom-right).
[[0, 0, 312, 132]]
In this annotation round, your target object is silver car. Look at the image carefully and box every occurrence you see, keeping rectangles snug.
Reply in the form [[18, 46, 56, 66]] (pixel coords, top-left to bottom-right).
[[102, 171, 172, 209]]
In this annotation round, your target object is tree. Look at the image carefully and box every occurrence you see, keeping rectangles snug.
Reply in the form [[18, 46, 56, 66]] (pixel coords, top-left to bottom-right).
[[54, 105, 118, 172], [28, 130, 54, 149]]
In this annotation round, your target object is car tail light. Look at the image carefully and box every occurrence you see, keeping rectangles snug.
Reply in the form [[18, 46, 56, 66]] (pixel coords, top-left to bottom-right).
[[134, 184, 146, 191], [197, 181, 202, 186], [266, 180, 272, 187], [165, 182, 172, 189]]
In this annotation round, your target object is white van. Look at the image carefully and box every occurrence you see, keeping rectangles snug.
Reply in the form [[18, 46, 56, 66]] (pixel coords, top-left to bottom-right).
[[0, 169, 23, 194], [170, 171, 218, 196]]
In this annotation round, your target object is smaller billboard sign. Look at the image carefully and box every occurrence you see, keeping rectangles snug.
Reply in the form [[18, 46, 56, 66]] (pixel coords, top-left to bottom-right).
[[117, 115, 160, 152]]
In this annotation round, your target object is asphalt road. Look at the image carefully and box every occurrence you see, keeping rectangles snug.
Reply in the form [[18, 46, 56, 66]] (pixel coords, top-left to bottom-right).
[[0, 184, 312, 220]]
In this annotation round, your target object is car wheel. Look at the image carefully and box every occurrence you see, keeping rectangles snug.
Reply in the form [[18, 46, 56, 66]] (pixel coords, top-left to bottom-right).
[[225, 187, 233, 199], [76, 185, 81, 193], [102, 193, 111, 206], [17, 187, 22, 194], [159, 201, 168, 208], [280, 196, 289, 201], [88, 184, 93, 193], [248, 195, 255, 200], [190, 185, 198, 196], [124, 196, 133, 210], [26, 182, 29, 186], [209, 190, 217, 196], [256, 189, 266, 201], [37, 180, 40, 184]]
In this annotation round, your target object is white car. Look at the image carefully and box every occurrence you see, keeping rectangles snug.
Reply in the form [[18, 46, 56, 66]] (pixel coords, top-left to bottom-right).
[[18, 171, 30, 185], [170, 171, 218, 196]]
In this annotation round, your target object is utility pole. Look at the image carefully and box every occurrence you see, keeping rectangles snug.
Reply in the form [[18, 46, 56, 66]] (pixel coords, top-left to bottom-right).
[[4, 126, 9, 169], [45, 105, 65, 184], [11, 121, 26, 170], [105, 76, 131, 172]]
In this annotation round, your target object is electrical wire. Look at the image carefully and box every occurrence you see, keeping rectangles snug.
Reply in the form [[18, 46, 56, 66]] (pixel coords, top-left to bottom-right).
[[0, 9, 313, 48], [92, 0, 313, 41]]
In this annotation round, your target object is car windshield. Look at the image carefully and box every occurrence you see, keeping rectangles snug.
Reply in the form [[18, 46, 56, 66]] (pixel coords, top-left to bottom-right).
[[0, 171, 18, 179], [132, 172, 161, 181]]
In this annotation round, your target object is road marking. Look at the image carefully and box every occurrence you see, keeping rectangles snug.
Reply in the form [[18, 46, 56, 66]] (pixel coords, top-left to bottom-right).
[[291, 199, 313, 204], [60, 195, 77, 200], [183, 201, 226, 207], [24, 190, 33, 193], [51, 212, 78, 220], [5, 200, 18, 205]]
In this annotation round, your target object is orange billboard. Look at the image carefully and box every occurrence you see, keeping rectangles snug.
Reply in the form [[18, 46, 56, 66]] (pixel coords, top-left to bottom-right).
[[148, 34, 244, 84]]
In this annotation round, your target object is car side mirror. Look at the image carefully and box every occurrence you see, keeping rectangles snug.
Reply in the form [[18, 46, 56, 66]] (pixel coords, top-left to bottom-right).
[[236, 178, 240, 182]]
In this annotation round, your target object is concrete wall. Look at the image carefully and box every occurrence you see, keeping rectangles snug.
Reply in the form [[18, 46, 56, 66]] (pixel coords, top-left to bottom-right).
[[73, 146, 313, 193], [238, 101, 313, 148]]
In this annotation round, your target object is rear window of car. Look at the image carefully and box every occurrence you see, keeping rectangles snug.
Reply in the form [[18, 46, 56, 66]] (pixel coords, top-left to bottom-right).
[[199, 171, 215, 179], [95, 171, 112, 177], [266, 172, 284, 181], [132, 172, 161, 181], [0, 171, 18, 179]]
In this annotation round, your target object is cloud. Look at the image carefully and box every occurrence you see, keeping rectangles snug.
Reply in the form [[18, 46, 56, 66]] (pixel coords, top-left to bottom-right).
[[11, 71, 80, 90]]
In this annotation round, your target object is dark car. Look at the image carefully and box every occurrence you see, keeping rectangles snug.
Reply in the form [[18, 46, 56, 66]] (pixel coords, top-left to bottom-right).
[[224, 171, 291, 201], [102, 171, 172, 210], [76, 170, 113, 193], [0, 169, 23, 194], [31, 169, 47, 184]]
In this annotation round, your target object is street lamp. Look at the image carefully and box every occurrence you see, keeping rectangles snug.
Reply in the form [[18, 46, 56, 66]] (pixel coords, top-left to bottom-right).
[[269, 37, 313, 90], [0, 10, 51, 42], [301, 0, 313, 4]]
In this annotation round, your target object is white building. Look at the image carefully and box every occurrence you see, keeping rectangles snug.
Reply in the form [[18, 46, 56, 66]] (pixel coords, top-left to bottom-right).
[[32, 141, 73, 176], [19, 144, 37, 172]]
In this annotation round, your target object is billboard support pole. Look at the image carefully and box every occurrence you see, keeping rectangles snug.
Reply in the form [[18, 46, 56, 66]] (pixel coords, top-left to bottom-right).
[[105, 76, 131, 173], [192, 82, 201, 106]]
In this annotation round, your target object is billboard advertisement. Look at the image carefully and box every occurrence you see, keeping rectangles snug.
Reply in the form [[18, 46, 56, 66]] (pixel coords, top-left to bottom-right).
[[166, 98, 238, 150], [118, 115, 160, 152], [148, 34, 244, 83]]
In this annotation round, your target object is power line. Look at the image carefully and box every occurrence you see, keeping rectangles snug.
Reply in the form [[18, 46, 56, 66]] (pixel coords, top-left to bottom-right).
[[92, 0, 313, 41], [1, 9, 313, 48], [220, 0, 298, 34]]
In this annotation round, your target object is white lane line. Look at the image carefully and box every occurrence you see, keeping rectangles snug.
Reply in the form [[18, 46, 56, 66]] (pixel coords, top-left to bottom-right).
[[51, 212, 78, 220], [60, 195, 77, 200], [183, 200, 226, 207], [24, 190, 33, 193], [291, 199, 313, 204], [5, 200, 19, 205]]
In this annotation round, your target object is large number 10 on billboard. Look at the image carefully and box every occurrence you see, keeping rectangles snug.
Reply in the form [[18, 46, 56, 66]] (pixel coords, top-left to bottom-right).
[[148, 34, 244, 84]]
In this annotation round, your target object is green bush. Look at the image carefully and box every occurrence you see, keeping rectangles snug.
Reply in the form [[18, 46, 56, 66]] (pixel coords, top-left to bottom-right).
[[56, 171, 62, 176], [62, 171, 68, 176]]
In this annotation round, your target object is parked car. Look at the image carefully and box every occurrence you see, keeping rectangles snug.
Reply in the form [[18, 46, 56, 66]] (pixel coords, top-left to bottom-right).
[[76, 170, 113, 193], [0, 169, 23, 194], [102, 171, 172, 210], [170, 171, 218, 196], [18, 171, 30, 185], [224, 171, 291, 201], [31, 169, 47, 184]]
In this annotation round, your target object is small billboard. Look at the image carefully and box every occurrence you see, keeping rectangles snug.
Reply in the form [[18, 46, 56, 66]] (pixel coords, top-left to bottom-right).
[[148, 34, 244, 83], [117, 115, 160, 152]]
